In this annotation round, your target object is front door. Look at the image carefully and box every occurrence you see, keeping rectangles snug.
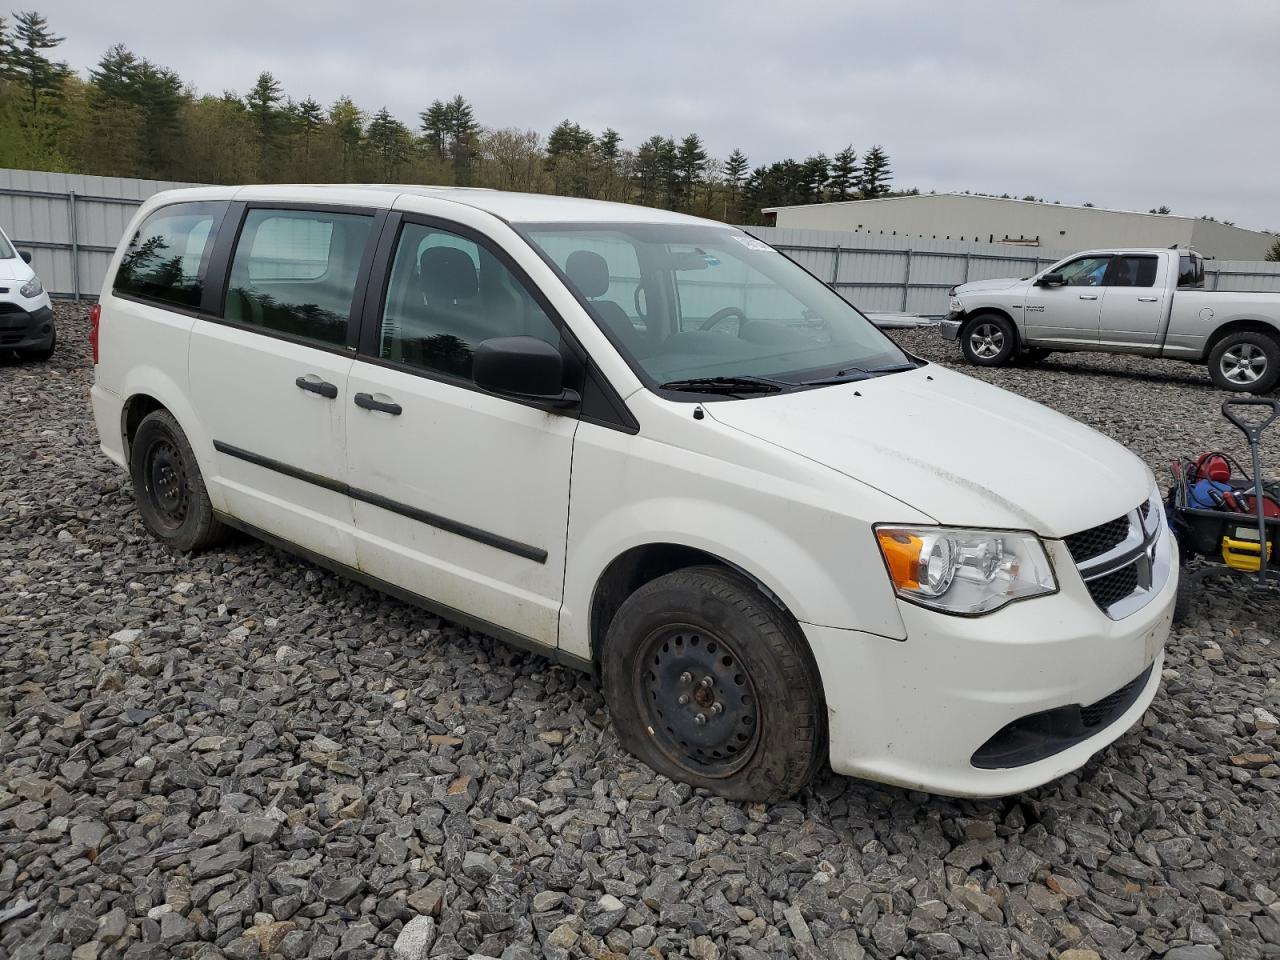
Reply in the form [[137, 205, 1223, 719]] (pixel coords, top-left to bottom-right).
[[344, 216, 578, 648], [1022, 254, 1111, 345], [189, 204, 379, 564]]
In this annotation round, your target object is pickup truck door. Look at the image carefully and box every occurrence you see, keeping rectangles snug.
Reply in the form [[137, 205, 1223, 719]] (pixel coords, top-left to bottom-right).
[[1097, 253, 1168, 349], [1021, 254, 1111, 345]]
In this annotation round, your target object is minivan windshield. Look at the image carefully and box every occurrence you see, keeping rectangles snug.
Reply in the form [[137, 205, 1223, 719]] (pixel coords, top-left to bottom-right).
[[0, 230, 15, 259], [519, 223, 913, 392]]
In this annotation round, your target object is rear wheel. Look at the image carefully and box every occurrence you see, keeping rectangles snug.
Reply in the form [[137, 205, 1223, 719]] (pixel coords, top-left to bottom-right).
[[601, 565, 825, 802], [960, 314, 1018, 367], [129, 409, 227, 552], [1207, 331, 1280, 393]]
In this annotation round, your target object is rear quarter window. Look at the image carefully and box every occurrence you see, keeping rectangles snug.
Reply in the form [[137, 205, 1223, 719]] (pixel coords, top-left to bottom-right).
[[114, 202, 226, 308]]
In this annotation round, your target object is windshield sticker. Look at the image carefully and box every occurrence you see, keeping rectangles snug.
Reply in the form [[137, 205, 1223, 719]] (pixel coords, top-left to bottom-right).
[[730, 235, 773, 252], [702, 255, 721, 267]]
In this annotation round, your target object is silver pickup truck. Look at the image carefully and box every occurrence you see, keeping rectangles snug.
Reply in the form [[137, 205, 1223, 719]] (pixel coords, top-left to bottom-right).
[[939, 248, 1280, 393]]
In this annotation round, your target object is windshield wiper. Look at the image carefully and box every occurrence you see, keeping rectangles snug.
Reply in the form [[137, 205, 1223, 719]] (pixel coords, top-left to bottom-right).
[[658, 375, 789, 395], [800, 362, 918, 387]]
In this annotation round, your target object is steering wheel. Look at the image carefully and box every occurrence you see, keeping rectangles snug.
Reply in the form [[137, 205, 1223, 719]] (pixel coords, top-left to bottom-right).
[[700, 306, 748, 334]]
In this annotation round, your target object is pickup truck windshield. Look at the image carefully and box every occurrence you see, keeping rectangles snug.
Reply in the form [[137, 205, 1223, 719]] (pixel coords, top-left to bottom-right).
[[519, 223, 911, 390]]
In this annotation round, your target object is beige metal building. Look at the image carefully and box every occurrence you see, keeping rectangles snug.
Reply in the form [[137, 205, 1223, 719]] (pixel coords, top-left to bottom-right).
[[762, 193, 1277, 261]]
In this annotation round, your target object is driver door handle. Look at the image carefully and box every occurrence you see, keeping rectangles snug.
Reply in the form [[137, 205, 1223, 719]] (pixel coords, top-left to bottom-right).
[[1138, 297, 1159, 302], [354, 392, 402, 416], [1079, 295, 1098, 300], [295, 376, 338, 398]]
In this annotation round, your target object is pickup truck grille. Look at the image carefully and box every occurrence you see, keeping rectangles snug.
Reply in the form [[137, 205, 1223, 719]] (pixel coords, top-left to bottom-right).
[[1067, 492, 1169, 620]]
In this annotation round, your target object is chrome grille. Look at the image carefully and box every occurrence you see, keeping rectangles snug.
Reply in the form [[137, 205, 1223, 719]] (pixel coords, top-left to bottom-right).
[[1068, 491, 1169, 620]]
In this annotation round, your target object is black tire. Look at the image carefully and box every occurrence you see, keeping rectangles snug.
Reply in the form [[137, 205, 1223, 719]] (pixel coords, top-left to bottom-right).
[[1172, 579, 1193, 626], [1019, 347, 1053, 365], [960, 313, 1018, 367], [601, 565, 826, 802], [1207, 330, 1280, 394], [16, 329, 55, 362], [129, 409, 227, 552]]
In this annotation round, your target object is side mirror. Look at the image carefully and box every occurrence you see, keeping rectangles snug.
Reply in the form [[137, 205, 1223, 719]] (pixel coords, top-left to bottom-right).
[[20, 251, 32, 264], [1037, 272, 1065, 287], [473, 336, 579, 407]]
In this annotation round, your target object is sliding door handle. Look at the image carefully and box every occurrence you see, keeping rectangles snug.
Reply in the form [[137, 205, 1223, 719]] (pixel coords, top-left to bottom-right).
[[296, 376, 338, 398], [1137, 297, 1159, 303], [354, 392, 402, 416]]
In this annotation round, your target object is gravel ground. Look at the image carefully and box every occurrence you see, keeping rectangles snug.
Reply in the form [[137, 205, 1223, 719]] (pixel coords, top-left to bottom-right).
[[2, 304, 1278, 960]]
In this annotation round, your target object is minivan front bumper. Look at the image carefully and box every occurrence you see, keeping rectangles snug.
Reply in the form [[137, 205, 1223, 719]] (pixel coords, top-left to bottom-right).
[[801, 534, 1175, 797], [0, 303, 55, 349]]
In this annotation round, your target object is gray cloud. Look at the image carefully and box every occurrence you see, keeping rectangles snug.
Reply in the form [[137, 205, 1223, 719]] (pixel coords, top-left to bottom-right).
[[44, 0, 1280, 230]]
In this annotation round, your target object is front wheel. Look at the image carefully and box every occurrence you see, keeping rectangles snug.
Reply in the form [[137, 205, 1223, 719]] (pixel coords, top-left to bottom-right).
[[960, 314, 1018, 367], [129, 409, 227, 552], [1207, 331, 1280, 394], [601, 565, 826, 802]]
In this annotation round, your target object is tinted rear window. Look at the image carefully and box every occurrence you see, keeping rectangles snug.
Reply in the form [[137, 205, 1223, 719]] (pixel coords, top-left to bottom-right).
[[1178, 254, 1205, 288], [114, 202, 225, 308]]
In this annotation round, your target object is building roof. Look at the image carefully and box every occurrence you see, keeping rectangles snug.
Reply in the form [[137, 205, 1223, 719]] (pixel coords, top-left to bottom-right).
[[763, 191, 1226, 228]]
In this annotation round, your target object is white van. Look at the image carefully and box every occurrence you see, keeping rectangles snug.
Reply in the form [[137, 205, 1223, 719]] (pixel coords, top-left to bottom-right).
[[0, 222, 55, 359], [90, 186, 1176, 800]]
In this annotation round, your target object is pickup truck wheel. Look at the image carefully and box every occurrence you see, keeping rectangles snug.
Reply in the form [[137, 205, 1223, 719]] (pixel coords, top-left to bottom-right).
[[129, 410, 227, 552], [961, 314, 1018, 367], [1207, 331, 1280, 393], [601, 565, 825, 802]]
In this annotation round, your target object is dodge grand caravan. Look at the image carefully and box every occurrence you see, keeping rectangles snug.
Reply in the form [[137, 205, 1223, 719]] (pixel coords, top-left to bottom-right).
[[90, 185, 1176, 800]]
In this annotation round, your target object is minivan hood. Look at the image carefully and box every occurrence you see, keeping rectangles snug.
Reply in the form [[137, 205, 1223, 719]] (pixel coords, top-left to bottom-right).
[[0, 258, 30, 282], [704, 364, 1150, 539], [956, 276, 1025, 295]]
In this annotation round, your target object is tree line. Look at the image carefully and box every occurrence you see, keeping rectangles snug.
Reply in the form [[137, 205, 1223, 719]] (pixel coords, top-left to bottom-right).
[[0, 11, 905, 224]]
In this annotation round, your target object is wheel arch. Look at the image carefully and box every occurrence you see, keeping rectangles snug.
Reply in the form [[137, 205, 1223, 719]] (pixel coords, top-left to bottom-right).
[[588, 542, 804, 672], [120, 393, 168, 462], [1202, 318, 1280, 362], [961, 306, 1020, 342]]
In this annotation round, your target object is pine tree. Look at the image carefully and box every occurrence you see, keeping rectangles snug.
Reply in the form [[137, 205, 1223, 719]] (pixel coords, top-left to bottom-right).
[[296, 97, 324, 179], [0, 15, 14, 81], [365, 107, 412, 180], [673, 133, 708, 212], [722, 148, 749, 219], [1266, 238, 1280, 263], [801, 153, 830, 203], [858, 145, 892, 198], [546, 119, 595, 196], [9, 11, 69, 109], [828, 146, 858, 200], [419, 100, 450, 158], [245, 72, 284, 176], [445, 95, 480, 184], [329, 96, 364, 181]]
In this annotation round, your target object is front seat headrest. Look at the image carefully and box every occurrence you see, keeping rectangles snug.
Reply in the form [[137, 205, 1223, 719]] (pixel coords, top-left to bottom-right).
[[419, 246, 478, 302], [565, 250, 611, 299]]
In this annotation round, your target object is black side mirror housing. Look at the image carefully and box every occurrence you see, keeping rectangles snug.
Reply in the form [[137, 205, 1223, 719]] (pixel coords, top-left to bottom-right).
[[1038, 272, 1065, 287], [19, 251, 32, 264], [473, 336, 579, 407]]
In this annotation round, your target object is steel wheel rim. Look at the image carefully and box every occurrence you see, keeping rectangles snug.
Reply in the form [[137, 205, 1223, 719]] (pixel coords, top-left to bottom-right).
[[146, 438, 190, 529], [634, 625, 761, 777], [1221, 343, 1267, 385], [970, 323, 1005, 359]]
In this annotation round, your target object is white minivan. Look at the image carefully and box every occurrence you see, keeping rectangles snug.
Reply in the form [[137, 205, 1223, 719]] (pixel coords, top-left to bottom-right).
[[90, 185, 1176, 800]]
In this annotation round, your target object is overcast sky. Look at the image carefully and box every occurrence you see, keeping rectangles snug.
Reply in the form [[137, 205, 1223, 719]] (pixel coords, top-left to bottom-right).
[[42, 0, 1280, 231]]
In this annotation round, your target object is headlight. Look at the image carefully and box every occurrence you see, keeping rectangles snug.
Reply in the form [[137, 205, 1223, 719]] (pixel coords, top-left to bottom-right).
[[949, 296, 964, 313], [875, 526, 1057, 615], [20, 276, 43, 298]]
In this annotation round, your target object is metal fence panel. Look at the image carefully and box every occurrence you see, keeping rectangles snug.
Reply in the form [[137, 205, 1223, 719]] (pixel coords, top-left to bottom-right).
[[749, 225, 1280, 318], [4, 167, 1280, 308], [0, 168, 202, 299]]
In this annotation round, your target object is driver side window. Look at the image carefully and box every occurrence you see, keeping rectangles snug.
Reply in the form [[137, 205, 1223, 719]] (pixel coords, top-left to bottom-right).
[[1056, 256, 1113, 287]]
